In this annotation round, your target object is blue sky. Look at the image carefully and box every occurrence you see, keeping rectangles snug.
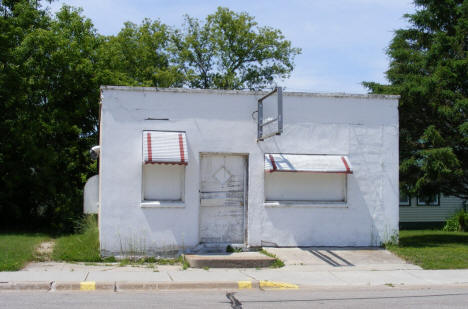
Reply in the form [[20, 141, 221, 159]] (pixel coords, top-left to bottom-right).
[[48, 0, 415, 93]]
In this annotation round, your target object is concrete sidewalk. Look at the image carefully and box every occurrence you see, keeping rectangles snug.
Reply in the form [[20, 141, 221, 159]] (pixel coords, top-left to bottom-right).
[[1, 262, 468, 291], [1, 248, 466, 291]]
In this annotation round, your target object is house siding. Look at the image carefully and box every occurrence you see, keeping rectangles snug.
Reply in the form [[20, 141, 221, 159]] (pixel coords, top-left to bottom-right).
[[400, 195, 466, 222]]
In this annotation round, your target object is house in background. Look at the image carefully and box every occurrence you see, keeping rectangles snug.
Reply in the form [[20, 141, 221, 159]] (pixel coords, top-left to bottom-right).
[[400, 193, 466, 229], [94, 86, 399, 256]]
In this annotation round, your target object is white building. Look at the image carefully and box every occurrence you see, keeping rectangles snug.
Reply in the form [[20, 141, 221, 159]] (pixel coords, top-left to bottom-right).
[[97, 86, 399, 256]]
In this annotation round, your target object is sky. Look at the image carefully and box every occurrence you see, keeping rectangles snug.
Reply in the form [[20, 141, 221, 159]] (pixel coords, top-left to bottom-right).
[[47, 0, 415, 94]]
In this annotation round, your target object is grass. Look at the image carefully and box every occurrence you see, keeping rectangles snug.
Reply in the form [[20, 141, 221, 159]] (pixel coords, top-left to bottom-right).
[[259, 249, 285, 268], [386, 230, 468, 269], [0, 234, 50, 271], [52, 215, 101, 262], [52, 216, 187, 268]]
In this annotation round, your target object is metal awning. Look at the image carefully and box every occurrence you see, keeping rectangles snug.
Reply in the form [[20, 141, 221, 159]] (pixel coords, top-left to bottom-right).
[[143, 131, 188, 165], [265, 154, 352, 174]]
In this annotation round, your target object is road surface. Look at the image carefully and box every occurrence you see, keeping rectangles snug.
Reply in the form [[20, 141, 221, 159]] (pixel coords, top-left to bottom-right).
[[1, 286, 468, 308]]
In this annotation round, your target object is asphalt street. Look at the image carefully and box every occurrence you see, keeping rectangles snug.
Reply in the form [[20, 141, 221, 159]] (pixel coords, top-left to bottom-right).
[[1, 286, 468, 308]]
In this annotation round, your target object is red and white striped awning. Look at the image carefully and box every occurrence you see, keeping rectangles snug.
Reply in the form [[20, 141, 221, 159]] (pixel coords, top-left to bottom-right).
[[143, 131, 188, 165], [265, 154, 352, 174]]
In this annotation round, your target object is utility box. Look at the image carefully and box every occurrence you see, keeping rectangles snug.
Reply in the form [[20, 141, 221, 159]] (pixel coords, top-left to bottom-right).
[[84, 175, 99, 214]]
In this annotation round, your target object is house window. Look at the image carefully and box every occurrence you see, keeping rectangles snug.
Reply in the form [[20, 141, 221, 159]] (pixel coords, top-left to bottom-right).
[[141, 130, 188, 204], [264, 154, 352, 205], [399, 192, 411, 206], [417, 194, 440, 206]]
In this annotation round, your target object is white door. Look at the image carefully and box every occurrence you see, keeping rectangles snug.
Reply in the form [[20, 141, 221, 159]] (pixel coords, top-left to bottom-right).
[[199, 154, 247, 243]]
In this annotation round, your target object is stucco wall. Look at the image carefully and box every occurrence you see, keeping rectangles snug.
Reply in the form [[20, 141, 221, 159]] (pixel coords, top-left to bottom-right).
[[99, 86, 399, 255]]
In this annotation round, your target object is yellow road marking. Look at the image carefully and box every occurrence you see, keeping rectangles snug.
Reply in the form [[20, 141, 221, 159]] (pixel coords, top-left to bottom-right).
[[237, 281, 252, 289], [260, 280, 298, 289], [80, 281, 96, 291]]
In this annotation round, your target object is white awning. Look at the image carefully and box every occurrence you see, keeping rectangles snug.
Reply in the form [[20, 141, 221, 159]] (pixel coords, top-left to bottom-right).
[[143, 131, 188, 165], [265, 154, 352, 174]]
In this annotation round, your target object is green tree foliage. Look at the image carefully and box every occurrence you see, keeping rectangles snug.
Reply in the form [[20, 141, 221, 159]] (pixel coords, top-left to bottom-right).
[[171, 7, 301, 90], [0, 2, 100, 232], [0, 2, 300, 232], [363, 0, 467, 199], [98, 19, 184, 87]]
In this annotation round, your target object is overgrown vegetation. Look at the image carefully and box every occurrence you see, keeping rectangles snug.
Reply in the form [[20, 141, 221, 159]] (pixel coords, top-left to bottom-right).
[[52, 215, 101, 262], [260, 249, 285, 268], [443, 210, 468, 232], [51, 215, 187, 267], [386, 230, 468, 269], [0, 234, 49, 271]]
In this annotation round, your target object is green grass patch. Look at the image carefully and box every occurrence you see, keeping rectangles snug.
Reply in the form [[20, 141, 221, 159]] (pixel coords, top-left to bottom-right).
[[260, 249, 285, 268], [52, 215, 101, 262], [0, 234, 50, 271], [386, 230, 468, 269]]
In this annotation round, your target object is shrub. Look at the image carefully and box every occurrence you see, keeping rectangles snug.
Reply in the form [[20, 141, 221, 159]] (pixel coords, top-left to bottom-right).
[[443, 210, 468, 232]]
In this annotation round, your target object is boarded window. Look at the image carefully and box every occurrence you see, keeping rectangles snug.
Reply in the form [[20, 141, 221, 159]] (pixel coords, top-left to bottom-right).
[[265, 172, 346, 202], [143, 164, 184, 201]]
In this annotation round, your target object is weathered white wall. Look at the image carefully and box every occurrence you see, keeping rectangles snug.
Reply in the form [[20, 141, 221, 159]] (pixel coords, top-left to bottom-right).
[[99, 87, 399, 255]]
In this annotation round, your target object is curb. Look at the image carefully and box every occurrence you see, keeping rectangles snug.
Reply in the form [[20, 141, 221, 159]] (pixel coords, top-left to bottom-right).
[[0, 282, 51, 291], [0, 280, 299, 291]]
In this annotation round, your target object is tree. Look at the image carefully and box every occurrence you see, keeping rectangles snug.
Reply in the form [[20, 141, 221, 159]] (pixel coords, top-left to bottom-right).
[[0, 2, 301, 232], [98, 19, 183, 88], [363, 0, 467, 200], [171, 7, 301, 90], [0, 2, 101, 232]]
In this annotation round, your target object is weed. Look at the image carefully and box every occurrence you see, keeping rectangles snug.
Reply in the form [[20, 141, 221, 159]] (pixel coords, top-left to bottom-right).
[[259, 249, 285, 268], [178, 255, 189, 270], [52, 215, 101, 262]]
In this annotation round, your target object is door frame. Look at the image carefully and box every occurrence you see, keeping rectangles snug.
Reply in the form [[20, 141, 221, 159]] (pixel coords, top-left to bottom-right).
[[198, 152, 249, 246]]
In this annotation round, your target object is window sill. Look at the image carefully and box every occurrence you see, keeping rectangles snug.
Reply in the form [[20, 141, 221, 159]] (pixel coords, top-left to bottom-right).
[[264, 201, 347, 208], [140, 201, 185, 208]]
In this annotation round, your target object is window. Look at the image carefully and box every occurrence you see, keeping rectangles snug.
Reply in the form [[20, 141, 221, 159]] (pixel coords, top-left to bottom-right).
[[399, 192, 411, 206], [264, 154, 352, 205], [265, 172, 346, 202], [142, 131, 188, 205], [417, 194, 440, 206], [143, 164, 185, 201]]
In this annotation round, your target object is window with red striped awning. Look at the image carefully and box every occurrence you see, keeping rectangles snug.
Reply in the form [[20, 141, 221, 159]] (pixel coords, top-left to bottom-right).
[[265, 154, 352, 174], [143, 131, 188, 165]]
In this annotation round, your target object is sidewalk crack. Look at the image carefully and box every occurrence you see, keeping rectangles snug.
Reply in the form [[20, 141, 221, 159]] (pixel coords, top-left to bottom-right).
[[167, 272, 174, 282], [239, 270, 257, 281]]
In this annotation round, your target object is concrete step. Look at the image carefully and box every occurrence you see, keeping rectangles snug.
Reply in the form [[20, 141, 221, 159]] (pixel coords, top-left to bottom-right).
[[184, 252, 275, 268]]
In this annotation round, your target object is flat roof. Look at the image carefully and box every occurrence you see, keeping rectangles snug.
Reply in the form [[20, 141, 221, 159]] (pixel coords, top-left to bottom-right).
[[100, 85, 400, 100]]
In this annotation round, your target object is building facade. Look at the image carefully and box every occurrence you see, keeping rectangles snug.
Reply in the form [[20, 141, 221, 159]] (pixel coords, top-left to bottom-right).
[[98, 86, 399, 256]]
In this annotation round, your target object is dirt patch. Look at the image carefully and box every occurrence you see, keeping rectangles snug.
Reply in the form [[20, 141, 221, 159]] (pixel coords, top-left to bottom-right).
[[34, 240, 55, 261]]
